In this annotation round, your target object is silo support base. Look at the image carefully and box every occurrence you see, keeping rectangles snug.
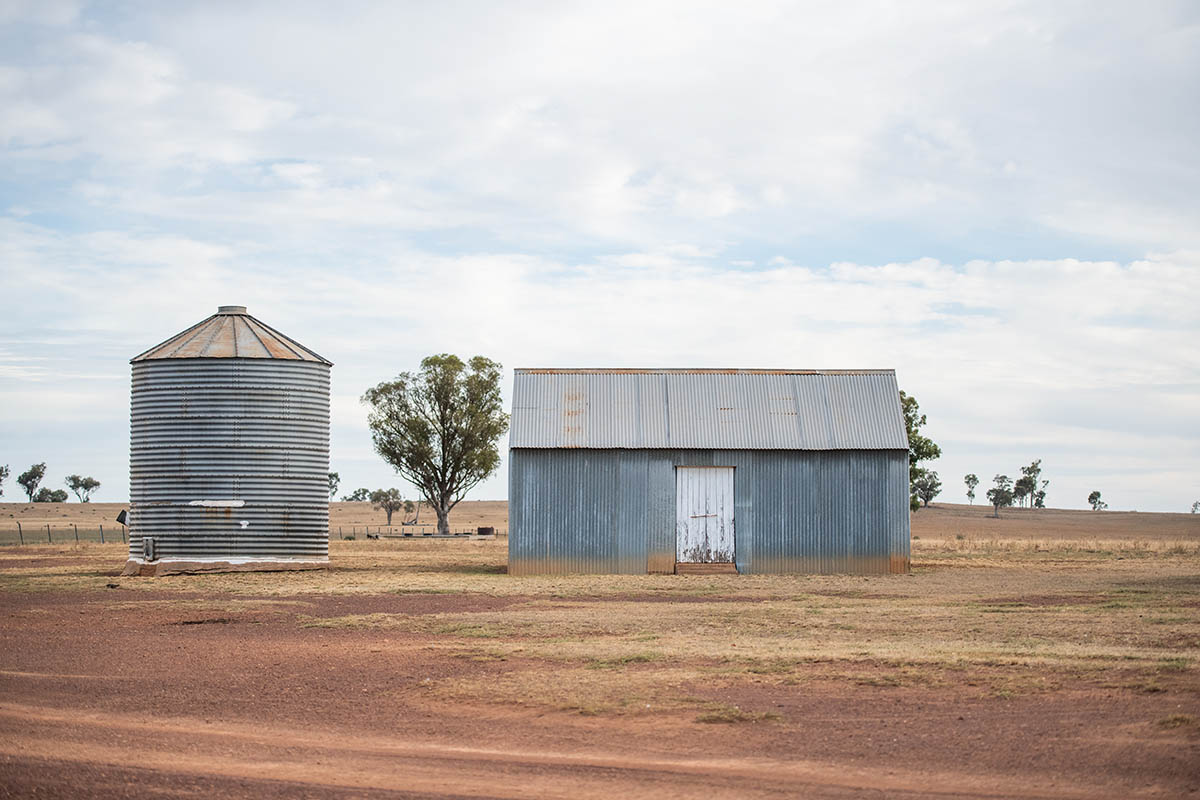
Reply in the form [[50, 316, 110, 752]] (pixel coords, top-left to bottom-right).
[[121, 559, 328, 577]]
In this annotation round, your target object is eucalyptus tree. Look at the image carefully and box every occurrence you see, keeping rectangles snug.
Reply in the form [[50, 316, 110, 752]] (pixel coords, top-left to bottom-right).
[[964, 473, 979, 504], [363, 354, 509, 536], [65, 475, 100, 502]]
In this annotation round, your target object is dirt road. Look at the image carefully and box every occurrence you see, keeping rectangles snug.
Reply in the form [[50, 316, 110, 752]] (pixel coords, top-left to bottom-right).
[[2, 573, 1198, 799]]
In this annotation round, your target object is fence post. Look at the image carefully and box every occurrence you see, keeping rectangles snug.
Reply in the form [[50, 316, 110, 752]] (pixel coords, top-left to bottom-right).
[[74, 524, 79, 543], [47, 524, 52, 544], [100, 525, 105, 544], [16, 521, 22, 545]]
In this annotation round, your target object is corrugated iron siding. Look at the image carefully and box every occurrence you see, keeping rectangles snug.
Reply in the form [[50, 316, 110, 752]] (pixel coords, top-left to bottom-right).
[[508, 448, 909, 575], [129, 359, 330, 562], [510, 370, 907, 450]]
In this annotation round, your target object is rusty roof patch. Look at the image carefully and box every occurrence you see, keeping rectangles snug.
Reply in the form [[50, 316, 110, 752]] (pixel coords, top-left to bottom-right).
[[131, 306, 331, 364]]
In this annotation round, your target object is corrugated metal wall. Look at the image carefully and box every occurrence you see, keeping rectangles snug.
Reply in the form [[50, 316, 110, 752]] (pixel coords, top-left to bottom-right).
[[508, 448, 909, 575], [129, 359, 330, 562]]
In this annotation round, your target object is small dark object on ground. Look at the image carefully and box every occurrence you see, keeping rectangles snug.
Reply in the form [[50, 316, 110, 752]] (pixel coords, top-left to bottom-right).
[[105, 582, 119, 589]]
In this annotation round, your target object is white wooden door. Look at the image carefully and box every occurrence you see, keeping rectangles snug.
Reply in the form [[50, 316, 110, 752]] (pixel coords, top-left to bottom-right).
[[675, 467, 735, 563]]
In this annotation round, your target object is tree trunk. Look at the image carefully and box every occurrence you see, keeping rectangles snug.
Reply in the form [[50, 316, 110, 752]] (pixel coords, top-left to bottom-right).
[[385, 508, 394, 525], [435, 506, 450, 535]]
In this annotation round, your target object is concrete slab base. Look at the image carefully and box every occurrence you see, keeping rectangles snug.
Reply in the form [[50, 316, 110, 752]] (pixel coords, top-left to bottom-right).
[[674, 562, 738, 575], [122, 559, 328, 577]]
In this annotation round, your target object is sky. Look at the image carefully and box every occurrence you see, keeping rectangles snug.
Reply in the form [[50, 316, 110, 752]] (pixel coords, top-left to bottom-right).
[[0, 1, 1197, 512]]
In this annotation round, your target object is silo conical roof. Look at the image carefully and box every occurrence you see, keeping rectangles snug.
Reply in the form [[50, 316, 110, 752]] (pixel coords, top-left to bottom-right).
[[131, 306, 331, 364]]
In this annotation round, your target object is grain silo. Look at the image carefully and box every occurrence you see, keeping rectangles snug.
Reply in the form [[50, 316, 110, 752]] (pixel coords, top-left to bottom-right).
[[122, 306, 332, 576], [508, 368, 910, 576]]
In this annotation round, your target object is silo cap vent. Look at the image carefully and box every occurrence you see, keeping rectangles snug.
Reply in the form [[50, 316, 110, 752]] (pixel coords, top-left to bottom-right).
[[217, 305, 248, 314]]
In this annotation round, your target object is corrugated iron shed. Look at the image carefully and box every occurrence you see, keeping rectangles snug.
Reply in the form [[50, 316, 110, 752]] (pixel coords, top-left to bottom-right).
[[510, 368, 906, 450], [508, 367, 911, 576]]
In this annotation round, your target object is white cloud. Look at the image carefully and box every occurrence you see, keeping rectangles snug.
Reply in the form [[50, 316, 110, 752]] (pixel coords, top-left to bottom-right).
[[1, 2, 1194, 251], [4, 214, 1195, 508], [1, 3, 1197, 509]]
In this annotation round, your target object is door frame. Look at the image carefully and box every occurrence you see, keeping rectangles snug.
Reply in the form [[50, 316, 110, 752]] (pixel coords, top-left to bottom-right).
[[674, 465, 736, 565]]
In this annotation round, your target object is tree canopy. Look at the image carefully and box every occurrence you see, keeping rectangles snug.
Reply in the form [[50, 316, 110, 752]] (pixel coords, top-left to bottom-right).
[[986, 474, 1014, 518], [1088, 490, 1108, 511], [65, 474, 100, 502], [913, 469, 942, 507], [342, 487, 369, 502], [34, 487, 68, 503], [1015, 459, 1045, 508], [0, 464, 8, 498], [964, 473, 979, 504], [328, 472, 340, 499], [900, 391, 941, 508], [362, 354, 509, 535], [369, 488, 407, 525], [17, 463, 46, 502]]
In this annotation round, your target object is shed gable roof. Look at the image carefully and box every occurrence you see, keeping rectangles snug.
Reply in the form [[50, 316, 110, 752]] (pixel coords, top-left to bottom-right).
[[510, 369, 907, 450]]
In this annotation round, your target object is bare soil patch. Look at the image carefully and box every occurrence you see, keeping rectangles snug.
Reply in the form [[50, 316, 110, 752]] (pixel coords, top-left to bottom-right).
[[1, 505, 1198, 797]]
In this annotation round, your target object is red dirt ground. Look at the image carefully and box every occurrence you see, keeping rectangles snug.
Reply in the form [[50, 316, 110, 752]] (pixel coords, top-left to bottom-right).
[[2, 584, 1198, 799]]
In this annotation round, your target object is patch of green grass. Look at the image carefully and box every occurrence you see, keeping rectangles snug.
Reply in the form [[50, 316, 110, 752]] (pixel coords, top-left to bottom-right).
[[432, 622, 502, 638], [695, 704, 781, 724], [586, 652, 660, 669], [1159, 714, 1195, 729], [1158, 658, 1190, 672], [745, 659, 796, 675]]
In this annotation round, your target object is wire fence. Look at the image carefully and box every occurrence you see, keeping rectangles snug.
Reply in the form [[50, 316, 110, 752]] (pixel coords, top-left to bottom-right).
[[0, 523, 126, 546], [0, 524, 505, 546], [337, 526, 507, 540]]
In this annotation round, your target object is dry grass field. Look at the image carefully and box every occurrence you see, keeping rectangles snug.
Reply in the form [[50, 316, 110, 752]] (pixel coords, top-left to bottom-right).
[[1, 501, 1197, 798], [0, 500, 510, 543]]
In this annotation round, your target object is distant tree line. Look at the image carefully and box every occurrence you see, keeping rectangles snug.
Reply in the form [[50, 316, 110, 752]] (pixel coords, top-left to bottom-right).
[[3, 463, 100, 503], [328, 472, 421, 525], [971, 461, 1048, 518]]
